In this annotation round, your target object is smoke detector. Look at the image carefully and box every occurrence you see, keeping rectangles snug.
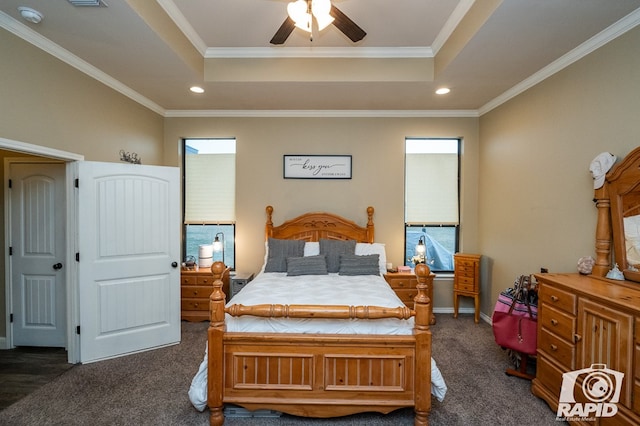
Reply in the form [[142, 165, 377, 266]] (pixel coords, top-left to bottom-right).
[[18, 7, 43, 24]]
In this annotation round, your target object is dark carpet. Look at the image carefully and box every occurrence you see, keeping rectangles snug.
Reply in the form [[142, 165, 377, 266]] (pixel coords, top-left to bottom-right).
[[0, 314, 559, 425]]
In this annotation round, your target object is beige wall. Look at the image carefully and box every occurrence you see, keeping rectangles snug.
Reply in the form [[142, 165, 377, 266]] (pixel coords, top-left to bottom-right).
[[165, 116, 480, 309], [478, 25, 640, 313], [0, 29, 164, 164], [0, 29, 165, 339]]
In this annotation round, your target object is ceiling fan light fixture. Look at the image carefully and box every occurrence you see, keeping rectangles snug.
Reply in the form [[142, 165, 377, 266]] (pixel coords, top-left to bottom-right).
[[312, 0, 334, 30], [315, 14, 334, 31], [288, 0, 311, 32]]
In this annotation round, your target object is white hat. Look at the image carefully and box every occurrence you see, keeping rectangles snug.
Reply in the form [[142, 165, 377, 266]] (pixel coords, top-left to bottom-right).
[[589, 152, 616, 189]]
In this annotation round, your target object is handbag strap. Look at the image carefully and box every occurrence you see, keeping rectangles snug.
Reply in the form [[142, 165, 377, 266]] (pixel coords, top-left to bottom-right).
[[507, 276, 535, 319]]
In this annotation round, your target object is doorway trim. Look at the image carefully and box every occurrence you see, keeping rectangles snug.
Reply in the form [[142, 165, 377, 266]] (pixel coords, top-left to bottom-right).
[[2, 137, 84, 363]]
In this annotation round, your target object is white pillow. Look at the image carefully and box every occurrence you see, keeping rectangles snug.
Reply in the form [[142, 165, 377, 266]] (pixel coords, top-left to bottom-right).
[[355, 243, 387, 274], [304, 242, 320, 256]]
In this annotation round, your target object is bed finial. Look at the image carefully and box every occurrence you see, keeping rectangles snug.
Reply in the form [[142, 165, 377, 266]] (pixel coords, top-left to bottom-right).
[[366, 206, 375, 243], [265, 205, 274, 239]]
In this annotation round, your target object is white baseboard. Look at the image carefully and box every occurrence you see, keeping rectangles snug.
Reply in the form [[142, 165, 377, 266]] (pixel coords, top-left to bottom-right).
[[0, 336, 8, 349]]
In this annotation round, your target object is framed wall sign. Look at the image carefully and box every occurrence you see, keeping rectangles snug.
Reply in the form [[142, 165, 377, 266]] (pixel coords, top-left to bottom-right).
[[283, 155, 352, 179]]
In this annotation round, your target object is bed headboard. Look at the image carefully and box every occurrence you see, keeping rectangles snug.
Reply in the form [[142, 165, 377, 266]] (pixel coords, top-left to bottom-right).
[[265, 205, 375, 243]]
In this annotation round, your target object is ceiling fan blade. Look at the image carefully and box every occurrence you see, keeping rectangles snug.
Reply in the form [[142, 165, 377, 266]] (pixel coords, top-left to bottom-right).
[[330, 5, 366, 42], [270, 17, 296, 45]]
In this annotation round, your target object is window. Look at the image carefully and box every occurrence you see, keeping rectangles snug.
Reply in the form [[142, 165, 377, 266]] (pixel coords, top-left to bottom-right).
[[405, 138, 460, 272], [183, 138, 236, 268]]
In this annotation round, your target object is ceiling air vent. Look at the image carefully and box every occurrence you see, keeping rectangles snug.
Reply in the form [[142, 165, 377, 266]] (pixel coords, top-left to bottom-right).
[[67, 0, 108, 6]]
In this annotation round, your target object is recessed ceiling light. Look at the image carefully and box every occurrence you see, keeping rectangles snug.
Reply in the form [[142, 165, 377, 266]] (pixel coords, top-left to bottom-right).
[[435, 88, 451, 95], [190, 86, 205, 94], [18, 7, 44, 24]]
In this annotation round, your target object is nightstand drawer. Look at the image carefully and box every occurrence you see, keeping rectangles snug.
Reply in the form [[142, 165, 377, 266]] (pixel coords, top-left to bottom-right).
[[196, 275, 215, 285], [181, 299, 209, 312], [386, 277, 416, 289], [181, 275, 197, 285], [393, 289, 417, 306], [181, 286, 213, 299]]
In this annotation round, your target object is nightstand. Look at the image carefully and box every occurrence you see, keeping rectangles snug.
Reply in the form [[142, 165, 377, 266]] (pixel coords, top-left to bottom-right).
[[230, 271, 255, 298], [384, 271, 435, 325], [181, 267, 229, 322], [453, 253, 481, 324]]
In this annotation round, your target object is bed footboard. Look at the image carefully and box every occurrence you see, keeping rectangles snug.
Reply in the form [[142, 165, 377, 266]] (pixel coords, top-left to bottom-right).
[[207, 262, 433, 426]]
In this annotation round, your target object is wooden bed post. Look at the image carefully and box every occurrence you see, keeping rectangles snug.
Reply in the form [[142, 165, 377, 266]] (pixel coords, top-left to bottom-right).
[[414, 263, 433, 426], [265, 205, 274, 239], [593, 184, 611, 277], [366, 206, 375, 242], [208, 262, 227, 426]]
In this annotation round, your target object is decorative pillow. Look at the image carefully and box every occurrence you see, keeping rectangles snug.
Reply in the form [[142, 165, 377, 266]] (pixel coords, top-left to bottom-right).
[[286, 255, 328, 276], [355, 243, 387, 274], [319, 238, 357, 273], [338, 254, 381, 276], [303, 241, 320, 256], [264, 238, 305, 272]]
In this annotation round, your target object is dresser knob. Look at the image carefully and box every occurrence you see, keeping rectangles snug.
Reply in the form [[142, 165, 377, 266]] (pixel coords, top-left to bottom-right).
[[550, 344, 558, 351], [550, 319, 558, 326], [550, 295, 559, 302]]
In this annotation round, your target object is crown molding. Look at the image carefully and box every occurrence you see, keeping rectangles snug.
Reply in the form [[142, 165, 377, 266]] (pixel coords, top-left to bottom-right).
[[157, 0, 208, 55], [0, 11, 166, 116], [479, 7, 640, 116], [205, 46, 433, 59], [163, 109, 479, 118]]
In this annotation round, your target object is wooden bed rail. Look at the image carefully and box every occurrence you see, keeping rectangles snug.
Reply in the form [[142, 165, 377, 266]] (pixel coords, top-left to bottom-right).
[[226, 303, 414, 320]]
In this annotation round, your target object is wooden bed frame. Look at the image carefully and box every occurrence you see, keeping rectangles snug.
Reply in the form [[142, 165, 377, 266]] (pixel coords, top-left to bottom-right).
[[207, 206, 434, 425]]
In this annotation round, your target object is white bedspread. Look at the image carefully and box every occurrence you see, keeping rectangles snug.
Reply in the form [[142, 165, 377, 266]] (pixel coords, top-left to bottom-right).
[[225, 272, 415, 335], [187, 271, 448, 411]]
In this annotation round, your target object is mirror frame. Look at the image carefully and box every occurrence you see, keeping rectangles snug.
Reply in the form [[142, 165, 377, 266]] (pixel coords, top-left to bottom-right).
[[607, 147, 640, 282]]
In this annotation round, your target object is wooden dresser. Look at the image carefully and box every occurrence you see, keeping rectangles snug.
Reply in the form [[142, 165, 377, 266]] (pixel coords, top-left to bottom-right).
[[531, 273, 640, 425], [384, 270, 435, 324], [453, 253, 481, 323], [180, 268, 229, 322]]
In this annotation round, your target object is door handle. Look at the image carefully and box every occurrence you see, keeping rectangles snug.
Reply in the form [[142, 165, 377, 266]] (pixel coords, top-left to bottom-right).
[[171, 261, 178, 268], [53, 262, 63, 270]]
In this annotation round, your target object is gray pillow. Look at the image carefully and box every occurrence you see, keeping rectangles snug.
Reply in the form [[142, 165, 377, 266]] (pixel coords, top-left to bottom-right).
[[319, 239, 357, 273], [338, 254, 380, 276], [286, 255, 328, 276], [264, 238, 305, 272]]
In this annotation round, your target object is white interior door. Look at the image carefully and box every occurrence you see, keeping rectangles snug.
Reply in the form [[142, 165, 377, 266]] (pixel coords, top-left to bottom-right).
[[77, 161, 180, 363], [10, 162, 66, 347]]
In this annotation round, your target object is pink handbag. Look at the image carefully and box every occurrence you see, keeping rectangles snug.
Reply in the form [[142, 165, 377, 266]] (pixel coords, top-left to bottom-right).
[[492, 276, 537, 355]]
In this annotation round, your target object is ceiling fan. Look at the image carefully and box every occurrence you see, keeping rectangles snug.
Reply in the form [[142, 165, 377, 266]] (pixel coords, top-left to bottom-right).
[[270, 0, 366, 45]]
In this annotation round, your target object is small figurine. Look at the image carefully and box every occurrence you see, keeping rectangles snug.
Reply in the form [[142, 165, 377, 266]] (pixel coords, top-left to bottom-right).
[[606, 263, 625, 280]]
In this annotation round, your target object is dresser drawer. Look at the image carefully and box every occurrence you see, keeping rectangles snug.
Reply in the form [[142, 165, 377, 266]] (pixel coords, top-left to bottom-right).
[[455, 276, 476, 292], [539, 283, 577, 315], [181, 286, 213, 299], [539, 328, 575, 369], [536, 355, 565, 398], [540, 304, 576, 342], [181, 299, 209, 312]]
